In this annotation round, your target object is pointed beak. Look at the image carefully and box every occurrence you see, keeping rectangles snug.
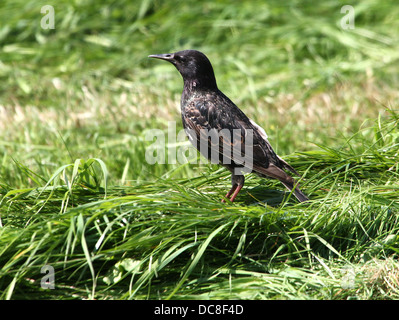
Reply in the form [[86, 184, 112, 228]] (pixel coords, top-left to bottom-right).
[[148, 53, 175, 61]]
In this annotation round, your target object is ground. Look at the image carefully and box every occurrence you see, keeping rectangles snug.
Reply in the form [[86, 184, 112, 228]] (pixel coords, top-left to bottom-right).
[[0, 0, 398, 300]]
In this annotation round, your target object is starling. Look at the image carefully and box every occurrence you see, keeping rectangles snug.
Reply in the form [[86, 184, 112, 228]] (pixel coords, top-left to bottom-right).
[[149, 50, 308, 203]]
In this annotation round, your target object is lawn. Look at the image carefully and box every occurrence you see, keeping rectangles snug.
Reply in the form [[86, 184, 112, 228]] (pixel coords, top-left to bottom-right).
[[0, 0, 398, 300]]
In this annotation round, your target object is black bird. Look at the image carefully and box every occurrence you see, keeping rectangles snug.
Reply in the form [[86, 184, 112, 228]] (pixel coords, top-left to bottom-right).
[[149, 50, 308, 203]]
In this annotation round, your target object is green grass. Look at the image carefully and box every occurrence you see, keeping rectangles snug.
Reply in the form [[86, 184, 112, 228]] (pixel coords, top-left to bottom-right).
[[1, 0, 399, 300]]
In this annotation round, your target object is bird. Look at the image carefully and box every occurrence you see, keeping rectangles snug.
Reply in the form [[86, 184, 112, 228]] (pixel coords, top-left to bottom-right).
[[148, 50, 308, 203]]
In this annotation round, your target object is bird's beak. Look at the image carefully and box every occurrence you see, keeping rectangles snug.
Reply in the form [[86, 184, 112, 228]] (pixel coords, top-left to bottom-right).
[[148, 53, 175, 62]]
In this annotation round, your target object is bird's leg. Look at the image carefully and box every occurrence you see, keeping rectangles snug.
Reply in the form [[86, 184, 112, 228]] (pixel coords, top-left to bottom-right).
[[229, 185, 243, 202], [222, 172, 245, 203], [222, 185, 237, 203]]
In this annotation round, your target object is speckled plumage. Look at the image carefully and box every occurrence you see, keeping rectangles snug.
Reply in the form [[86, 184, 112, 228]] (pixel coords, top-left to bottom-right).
[[149, 50, 308, 202]]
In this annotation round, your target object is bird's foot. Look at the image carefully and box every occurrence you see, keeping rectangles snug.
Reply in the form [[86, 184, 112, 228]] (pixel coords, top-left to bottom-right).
[[221, 185, 243, 203]]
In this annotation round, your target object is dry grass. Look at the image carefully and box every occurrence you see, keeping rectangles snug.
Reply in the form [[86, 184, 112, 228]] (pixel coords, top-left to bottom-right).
[[261, 79, 398, 131], [2, 76, 398, 139], [361, 258, 399, 298]]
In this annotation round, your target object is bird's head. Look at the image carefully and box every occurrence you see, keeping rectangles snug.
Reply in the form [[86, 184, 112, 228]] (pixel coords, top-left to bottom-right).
[[149, 50, 217, 89]]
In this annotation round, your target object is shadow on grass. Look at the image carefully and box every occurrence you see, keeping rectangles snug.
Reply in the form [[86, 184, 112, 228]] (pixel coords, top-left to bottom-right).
[[241, 185, 289, 207]]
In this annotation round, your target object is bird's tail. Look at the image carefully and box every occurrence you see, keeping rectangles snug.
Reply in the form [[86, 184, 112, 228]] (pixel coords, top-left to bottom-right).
[[280, 180, 309, 203], [253, 163, 309, 203]]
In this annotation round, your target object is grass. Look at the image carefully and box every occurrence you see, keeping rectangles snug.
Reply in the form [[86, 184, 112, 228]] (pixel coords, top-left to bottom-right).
[[0, 0, 399, 300]]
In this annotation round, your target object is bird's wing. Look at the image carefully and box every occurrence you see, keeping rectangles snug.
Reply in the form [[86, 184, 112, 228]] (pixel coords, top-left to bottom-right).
[[182, 92, 280, 172], [248, 116, 300, 176]]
